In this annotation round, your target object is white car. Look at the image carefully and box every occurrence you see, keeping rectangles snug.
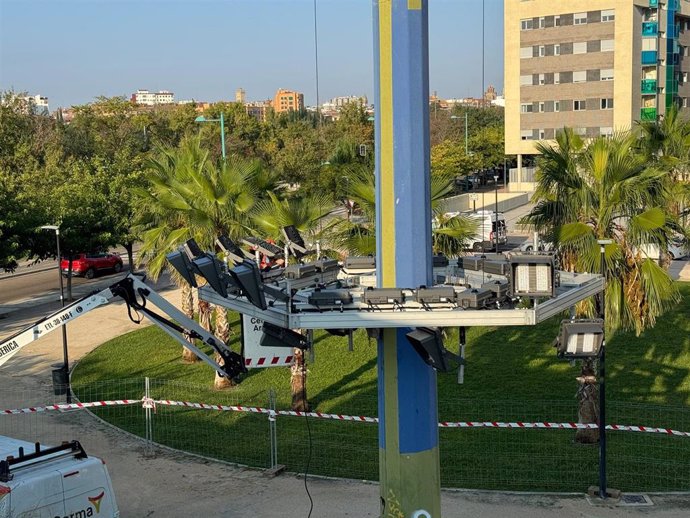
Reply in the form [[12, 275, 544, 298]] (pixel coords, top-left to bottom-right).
[[518, 236, 554, 253], [668, 237, 689, 260]]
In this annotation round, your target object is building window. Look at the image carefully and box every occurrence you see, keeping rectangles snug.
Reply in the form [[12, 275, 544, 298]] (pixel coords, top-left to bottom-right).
[[520, 74, 533, 86], [574, 12, 587, 25], [601, 68, 614, 81], [521, 130, 533, 140], [642, 38, 657, 51], [601, 39, 615, 52], [539, 102, 545, 112], [573, 71, 587, 83], [574, 100, 586, 111], [684, 72, 689, 83], [539, 130, 546, 139], [539, 17, 546, 28], [574, 127, 587, 136], [574, 42, 587, 54], [555, 15, 561, 26], [539, 73, 545, 85], [554, 72, 560, 84], [555, 101, 560, 112], [554, 44, 561, 55], [684, 98, 689, 108], [601, 127, 614, 136], [539, 45, 546, 57], [601, 98, 614, 110], [521, 19, 534, 30], [601, 9, 615, 22], [521, 103, 534, 113], [520, 46, 532, 59]]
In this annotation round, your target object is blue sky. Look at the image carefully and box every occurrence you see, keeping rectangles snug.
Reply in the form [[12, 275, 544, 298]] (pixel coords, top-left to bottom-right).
[[0, 0, 504, 109]]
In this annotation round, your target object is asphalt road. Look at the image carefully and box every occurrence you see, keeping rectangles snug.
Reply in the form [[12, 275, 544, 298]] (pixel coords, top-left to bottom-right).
[[0, 264, 133, 306]]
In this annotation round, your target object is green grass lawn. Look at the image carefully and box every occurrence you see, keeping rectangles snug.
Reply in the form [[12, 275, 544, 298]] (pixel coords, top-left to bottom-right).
[[72, 283, 690, 492]]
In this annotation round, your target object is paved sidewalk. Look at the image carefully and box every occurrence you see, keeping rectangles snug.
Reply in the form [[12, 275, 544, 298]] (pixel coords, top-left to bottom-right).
[[1, 277, 689, 517]]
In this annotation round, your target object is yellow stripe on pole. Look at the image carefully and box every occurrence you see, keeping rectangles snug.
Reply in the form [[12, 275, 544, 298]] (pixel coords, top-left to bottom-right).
[[408, 0, 422, 10], [379, 0, 396, 286]]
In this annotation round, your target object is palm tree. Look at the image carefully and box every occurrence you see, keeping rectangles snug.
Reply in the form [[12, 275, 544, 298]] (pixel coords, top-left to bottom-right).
[[249, 192, 329, 411], [523, 129, 681, 442], [135, 137, 268, 387]]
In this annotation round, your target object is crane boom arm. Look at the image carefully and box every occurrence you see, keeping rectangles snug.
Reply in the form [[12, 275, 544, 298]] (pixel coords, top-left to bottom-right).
[[0, 274, 246, 379]]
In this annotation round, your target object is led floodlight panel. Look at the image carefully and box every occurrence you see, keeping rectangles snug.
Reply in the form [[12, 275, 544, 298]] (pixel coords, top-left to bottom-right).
[[406, 327, 455, 372], [166, 250, 198, 288], [281, 225, 308, 255], [261, 322, 308, 349], [229, 260, 267, 310], [192, 255, 228, 298], [558, 319, 604, 359], [509, 255, 555, 298], [182, 238, 203, 260], [216, 235, 245, 264]]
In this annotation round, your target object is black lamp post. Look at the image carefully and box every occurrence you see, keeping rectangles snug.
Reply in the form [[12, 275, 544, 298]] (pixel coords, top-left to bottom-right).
[[41, 225, 71, 403], [597, 239, 612, 499]]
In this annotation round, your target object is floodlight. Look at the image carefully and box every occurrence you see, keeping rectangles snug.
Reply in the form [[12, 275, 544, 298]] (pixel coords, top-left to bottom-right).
[[325, 328, 350, 337], [191, 254, 229, 297], [362, 288, 404, 304], [229, 260, 267, 310], [481, 280, 509, 302], [216, 235, 245, 264], [166, 250, 198, 288], [216, 348, 248, 378], [405, 327, 460, 372], [414, 286, 456, 304], [263, 283, 290, 302], [433, 255, 449, 268], [281, 225, 308, 256], [285, 263, 318, 280], [242, 237, 283, 258], [182, 238, 203, 260], [557, 319, 604, 359], [457, 256, 483, 271], [261, 322, 309, 349], [308, 288, 353, 306], [457, 287, 493, 309], [509, 255, 556, 298], [314, 259, 339, 273], [483, 259, 510, 276], [344, 256, 376, 269]]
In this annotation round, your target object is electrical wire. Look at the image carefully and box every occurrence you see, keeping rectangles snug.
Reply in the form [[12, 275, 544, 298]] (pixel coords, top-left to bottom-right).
[[302, 349, 314, 518]]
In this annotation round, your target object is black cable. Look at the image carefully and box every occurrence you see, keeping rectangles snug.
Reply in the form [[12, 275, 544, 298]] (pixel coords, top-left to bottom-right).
[[302, 349, 314, 518]]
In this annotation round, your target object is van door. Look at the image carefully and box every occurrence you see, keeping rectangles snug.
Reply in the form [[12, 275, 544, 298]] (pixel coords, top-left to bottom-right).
[[9, 470, 65, 518]]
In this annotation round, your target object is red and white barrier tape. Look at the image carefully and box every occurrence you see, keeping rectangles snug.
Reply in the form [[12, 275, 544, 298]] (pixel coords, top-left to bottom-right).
[[1, 400, 140, 415], [2, 399, 689, 438]]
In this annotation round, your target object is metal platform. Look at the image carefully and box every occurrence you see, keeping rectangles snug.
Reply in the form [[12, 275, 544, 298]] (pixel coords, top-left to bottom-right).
[[199, 271, 603, 330]]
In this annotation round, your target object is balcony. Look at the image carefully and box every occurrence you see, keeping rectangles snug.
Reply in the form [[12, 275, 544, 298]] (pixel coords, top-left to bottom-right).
[[642, 21, 658, 36], [641, 107, 657, 121], [642, 50, 658, 65], [642, 79, 657, 94]]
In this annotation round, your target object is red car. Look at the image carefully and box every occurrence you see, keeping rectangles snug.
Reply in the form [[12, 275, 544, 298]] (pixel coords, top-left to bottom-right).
[[60, 252, 123, 279]]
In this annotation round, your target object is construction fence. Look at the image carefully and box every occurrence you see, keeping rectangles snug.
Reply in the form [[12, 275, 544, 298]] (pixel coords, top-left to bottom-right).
[[1, 378, 689, 493]]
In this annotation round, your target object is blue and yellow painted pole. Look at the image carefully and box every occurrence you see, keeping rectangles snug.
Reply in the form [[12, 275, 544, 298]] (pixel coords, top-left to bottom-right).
[[373, 1, 440, 515]]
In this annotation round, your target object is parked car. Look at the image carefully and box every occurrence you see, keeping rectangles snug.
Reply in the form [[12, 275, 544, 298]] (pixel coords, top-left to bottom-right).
[[668, 237, 689, 260], [61, 252, 123, 279], [518, 236, 554, 253]]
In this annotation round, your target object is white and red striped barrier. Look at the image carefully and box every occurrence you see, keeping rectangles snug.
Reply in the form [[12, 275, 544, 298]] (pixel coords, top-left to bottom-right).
[[2, 399, 689, 438]]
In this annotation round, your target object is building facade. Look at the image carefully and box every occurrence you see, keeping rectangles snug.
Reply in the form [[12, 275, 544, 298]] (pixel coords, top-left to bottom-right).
[[273, 89, 304, 113], [130, 89, 175, 105], [235, 88, 246, 103], [505, 0, 690, 161]]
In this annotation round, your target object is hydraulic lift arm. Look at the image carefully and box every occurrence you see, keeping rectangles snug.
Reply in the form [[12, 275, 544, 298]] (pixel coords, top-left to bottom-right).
[[0, 274, 246, 378]]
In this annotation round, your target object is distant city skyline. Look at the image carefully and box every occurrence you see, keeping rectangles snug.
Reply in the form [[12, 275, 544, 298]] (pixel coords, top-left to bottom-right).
[[0, 0, 504, 110]]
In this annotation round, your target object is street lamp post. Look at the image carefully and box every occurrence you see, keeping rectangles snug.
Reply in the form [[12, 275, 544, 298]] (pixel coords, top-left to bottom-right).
[[195, 113, 226, 160], [493, 174, 499, 253], [597, 239, 612, 500], [40, 225, 71, 403], [342, 176, 351, 221]]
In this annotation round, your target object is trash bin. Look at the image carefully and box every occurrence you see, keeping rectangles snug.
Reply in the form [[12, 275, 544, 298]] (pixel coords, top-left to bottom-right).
[[52, 364, 69, 395]]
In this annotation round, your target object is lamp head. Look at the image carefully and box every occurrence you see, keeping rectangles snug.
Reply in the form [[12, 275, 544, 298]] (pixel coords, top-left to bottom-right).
[[194, 116, 207, 122], [40, 225, 59, 232]]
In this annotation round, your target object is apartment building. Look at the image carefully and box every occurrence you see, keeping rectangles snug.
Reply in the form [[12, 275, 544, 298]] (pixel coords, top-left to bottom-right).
[[505, 0, 690, 165], [273, 89, 304, 113], [130, 89, 175, 105]]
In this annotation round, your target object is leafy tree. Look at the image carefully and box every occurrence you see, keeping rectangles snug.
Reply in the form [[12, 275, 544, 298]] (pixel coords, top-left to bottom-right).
[[431, 139, 479, 179]]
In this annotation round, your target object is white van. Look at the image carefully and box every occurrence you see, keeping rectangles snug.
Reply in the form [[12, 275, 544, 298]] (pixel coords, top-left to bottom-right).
[[0, 435, 119, 518], [467, 210, 507, 252]]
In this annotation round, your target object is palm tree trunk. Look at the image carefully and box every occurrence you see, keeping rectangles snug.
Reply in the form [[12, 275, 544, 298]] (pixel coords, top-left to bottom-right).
[[290, 348, 309, 411], [213, 306, 235, 389], [575, 358, 599, 444], [180, 284, 199, 363]]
